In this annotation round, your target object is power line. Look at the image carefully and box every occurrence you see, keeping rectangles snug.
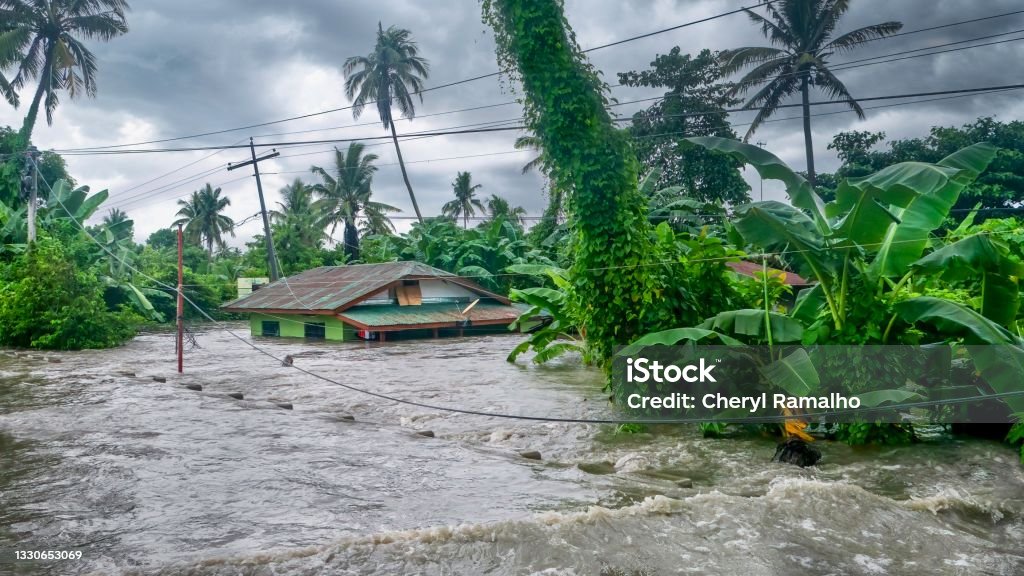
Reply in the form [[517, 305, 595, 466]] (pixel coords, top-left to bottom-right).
[[32, 157, 1024, 425], [53, 83, 1024, 157], [54, 5, 1023, 156], [94, 24, 1024, 206], [99, 85, 1022, 213], [102, 120, 526, 212], [51, 1, 779, 153]]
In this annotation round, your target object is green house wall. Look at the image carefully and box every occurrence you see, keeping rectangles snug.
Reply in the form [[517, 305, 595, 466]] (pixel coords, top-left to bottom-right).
[[249, 313, 355, 341]]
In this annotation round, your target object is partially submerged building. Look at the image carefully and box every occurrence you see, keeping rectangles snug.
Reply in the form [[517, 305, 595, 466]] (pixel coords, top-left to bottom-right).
[[221, 262, 525, 341]]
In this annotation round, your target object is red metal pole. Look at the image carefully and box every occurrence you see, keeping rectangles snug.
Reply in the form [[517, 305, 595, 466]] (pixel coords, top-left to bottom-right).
[[177, 224, 184, 374]]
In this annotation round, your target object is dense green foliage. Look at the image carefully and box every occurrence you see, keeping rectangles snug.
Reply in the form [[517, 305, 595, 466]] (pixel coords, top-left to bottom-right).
[[634, 137, 1024, 445], [822, 118, 1024, 220], [483, 0, 660, 364], [0, 236, 138, 349], [617, 48, 750, 205]]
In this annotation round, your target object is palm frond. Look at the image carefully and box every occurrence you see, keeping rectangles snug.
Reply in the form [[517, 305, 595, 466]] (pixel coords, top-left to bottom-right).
[[824, 21, 903, 53]]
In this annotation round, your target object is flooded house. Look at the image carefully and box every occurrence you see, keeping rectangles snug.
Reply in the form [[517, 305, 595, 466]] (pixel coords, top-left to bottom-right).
[[221, 262, 526, 341]]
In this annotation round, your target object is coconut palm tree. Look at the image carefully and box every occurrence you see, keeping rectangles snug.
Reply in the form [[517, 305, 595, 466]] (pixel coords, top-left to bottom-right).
[[442, 171, 485, 229], [721, 0, 901, 184], [101, 207, 132, 240], [311, 142, 400, 261], [172, 183, 234, 258], [344, 23, 430, 224], [270, 178, 327, 246], [485, 194, 527, 226], [0, 0, 130, 145], [514, 135, 545, 175]]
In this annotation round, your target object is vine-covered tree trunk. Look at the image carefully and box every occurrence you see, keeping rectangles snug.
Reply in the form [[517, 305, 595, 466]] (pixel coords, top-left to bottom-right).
[[483, 0, 658, 364]]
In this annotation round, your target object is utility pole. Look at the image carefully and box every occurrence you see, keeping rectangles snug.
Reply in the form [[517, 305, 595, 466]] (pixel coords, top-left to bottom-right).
[[177, 224, 184, 374], [228, 137, 281, 281], [755, 141, 766, 202], [23, 146, 40, 244]]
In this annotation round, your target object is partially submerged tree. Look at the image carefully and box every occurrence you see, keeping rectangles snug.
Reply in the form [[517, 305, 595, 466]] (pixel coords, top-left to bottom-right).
[[483, 0, 658, 363]]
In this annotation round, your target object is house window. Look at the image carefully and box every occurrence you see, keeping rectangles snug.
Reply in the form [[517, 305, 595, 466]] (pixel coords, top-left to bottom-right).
[[305, 322, 326, 340], [261, 320, 280, 337]]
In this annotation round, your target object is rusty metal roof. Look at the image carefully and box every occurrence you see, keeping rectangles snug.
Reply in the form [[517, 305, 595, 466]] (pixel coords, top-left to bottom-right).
[[338, 301, 524, 328], [221, 262, 509, 313]]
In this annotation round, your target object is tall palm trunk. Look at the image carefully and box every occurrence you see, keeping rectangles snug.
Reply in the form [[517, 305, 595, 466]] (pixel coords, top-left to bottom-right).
[[463, 212, 468, 229], [800, 73, 816, 186], [388, 121, 424, 224], [343, 219, 360, 261], [18, 45, 54, 146]]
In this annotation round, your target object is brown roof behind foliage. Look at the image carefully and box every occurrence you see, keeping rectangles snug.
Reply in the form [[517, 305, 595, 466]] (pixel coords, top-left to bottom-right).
[[726, 261, 811, 287]]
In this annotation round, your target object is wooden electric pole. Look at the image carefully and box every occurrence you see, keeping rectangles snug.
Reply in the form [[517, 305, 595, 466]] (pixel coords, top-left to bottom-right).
[[228, 138, 281, 281]]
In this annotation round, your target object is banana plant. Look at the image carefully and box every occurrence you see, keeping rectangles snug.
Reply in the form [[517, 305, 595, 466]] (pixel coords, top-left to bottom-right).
[[40, 180, 110, 225], [93, 220, 167, 323], [505, 263, 590, 364], [686, 136, 997, 335], [0, 199, 27, 254], [908, 233, 1024, 329], [629, 137, 1006, 417]]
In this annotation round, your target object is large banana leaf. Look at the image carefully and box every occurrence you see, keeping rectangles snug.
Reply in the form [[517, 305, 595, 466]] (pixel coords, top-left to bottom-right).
[[790, 284, 826, 326], [42, 180, 110, 223], [909, 234, 1024, 325], [686, 136, 829, 235], [698, 309, 804, 343], [855, 389, 924, 408], [865, 144, 997, 280], [896, 296, 1024, 415], [0, 199, 26, 243], [760, 348, 820, 397], [627, 327, 743, 348], [970, 345, 1024, 415], [896, 297, 1018, 344], [828, 178, 905, 248], [730, 202, 836, 292], [910, 234, 1024, 278]]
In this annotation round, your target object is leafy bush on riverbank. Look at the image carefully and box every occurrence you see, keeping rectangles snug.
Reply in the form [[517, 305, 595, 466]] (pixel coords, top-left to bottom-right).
[[0, 237, 139, 349]]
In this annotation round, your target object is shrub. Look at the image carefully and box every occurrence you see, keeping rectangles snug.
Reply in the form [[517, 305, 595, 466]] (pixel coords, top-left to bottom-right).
[[0, 237, 138, 349]]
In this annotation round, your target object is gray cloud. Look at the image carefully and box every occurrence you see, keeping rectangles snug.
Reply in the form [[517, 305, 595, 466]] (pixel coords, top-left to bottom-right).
[[1, 0, 1021, 241]]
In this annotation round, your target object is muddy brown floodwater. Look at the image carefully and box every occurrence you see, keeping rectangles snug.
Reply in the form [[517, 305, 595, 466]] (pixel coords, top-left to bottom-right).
[[1, 324, 1023, 575]]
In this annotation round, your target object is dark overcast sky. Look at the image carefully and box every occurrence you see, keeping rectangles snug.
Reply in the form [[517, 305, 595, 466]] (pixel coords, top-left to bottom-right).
[[3, 0, 1022, 243]]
